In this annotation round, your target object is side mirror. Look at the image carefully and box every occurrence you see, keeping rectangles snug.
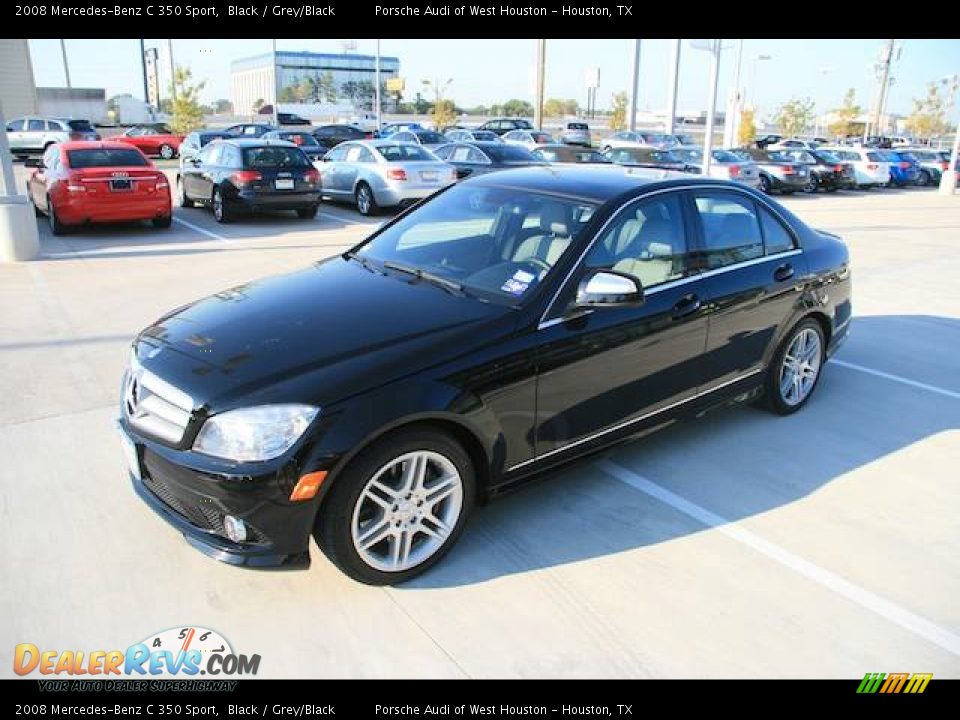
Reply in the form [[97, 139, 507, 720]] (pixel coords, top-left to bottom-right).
[[575, 269, 644, 309], [24, 158, 43, 168]]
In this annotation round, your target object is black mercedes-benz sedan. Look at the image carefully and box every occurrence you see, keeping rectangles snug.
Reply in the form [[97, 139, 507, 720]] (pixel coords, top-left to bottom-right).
[[119, 167, 851, 585]]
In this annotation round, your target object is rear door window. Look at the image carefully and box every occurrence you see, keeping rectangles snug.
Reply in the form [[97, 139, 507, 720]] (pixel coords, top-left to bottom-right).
[[693, 192, 764, 269], [27, 119, 44, 131]]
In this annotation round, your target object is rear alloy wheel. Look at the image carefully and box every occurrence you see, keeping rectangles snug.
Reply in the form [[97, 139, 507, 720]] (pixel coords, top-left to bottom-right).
[[759, 175, 772, 194], [159, 144, 175, 160], [803, 174, 819, 193], [178, 177, 195, 208], [763, 318, 825, 415], [47, 196, 69, 236], [316, 429, 475, 585], [296, 205, 319, 219], [355, 183, 378, 216], [212, 187, 231, 223]]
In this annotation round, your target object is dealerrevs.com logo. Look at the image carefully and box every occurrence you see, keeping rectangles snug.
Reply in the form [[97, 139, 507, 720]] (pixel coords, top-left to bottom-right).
[[14, 626, 260, 677]]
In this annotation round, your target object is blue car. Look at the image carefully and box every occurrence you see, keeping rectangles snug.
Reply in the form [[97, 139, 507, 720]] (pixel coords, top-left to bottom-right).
[[882, 150, 921, 187]]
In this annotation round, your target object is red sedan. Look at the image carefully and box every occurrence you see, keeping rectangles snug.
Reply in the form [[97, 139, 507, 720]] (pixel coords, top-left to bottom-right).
[[113, 125, 184, 159], [27, 141, 172, 235]]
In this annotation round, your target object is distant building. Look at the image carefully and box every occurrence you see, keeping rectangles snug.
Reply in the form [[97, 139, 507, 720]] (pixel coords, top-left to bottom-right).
[[37, 88, 107, 123], [231, 51, 400, 115], [0, 39, 38, 119], [110, 94, 158, 125]]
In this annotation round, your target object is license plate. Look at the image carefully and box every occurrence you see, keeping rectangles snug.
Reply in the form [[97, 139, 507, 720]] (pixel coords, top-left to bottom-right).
[[420, 171, 438, 182], [119, 427, 142, 481], [275, 178, 294, 190], [110, 179, 132, 191]]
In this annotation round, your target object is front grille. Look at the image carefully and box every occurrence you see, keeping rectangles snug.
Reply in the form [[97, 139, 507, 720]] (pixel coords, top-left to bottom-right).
[[123, 352, 193, 445]]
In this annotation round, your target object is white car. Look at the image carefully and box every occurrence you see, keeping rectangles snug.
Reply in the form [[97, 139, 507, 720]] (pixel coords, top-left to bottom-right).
[[501, 129, 556, 150], [600, 130, 674, 152], [821, 146, 891, 188], [387, 129, 450, 152], [769, 138, 820, 151], [6, 116, 99, 155]]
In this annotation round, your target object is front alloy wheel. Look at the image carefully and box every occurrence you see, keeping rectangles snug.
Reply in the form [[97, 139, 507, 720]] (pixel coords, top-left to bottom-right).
[[316, 429, 474, 584], [159, 144, 175, 160]]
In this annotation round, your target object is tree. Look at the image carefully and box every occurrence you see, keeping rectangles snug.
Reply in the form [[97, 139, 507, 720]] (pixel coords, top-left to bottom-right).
[[502, 98, 534, 117], [562, 99, 579, 116], [737, 107, 756, 147], [252, 98, 264, 113], [318, 71, 338, 103], [277, 86, 298, 103], [412, 92, 430, 114], [431, 99, 458, 129], [904, 82, 950, 139], [772, 97, 816, 137], [827, 89, 861, 139], [296, 76, 318, 102], [168, 67, 205, 134], [608, 92, 628, 131], [543, 98, 566, 118], [214, 99, 233, 114]]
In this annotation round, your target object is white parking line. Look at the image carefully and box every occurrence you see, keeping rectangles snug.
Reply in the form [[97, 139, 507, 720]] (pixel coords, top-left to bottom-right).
[[173, 216, 231, 242], [832, 359, 960, 400], [596, 459, 960, 657], [319, 211, 376, 228]]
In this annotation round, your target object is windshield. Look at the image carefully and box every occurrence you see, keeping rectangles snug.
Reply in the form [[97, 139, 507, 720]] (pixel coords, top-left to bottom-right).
[[355, 184, 597, 305], [378, 144, 435, 161], [67, 148, 149, 168], [242, 147, 310, 168]]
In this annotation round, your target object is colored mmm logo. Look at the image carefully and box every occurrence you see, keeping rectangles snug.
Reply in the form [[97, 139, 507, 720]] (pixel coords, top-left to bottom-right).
[[857, 672, 933, 694]]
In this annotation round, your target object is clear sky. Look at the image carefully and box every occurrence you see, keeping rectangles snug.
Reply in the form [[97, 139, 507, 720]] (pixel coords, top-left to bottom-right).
[[28, 38, 960, 119]]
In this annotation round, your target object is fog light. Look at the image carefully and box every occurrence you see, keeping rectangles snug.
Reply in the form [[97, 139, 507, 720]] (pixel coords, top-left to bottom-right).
[[223, 515, 247, 543]]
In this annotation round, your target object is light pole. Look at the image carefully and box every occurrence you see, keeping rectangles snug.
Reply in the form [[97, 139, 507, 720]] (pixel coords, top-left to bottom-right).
[[628, 39, 641, 132], [665, 39, 681, 135], [375, 39, 382, 131], [939, 109, 960, 195], [534, 39, 546, 130], [723, 39, 744, 148], [59, 40, 72, 90], [690, 40, 723, 175], [271, 39, 279, 127], [747, 54, 771, 112], [167, 39, 176, 101]]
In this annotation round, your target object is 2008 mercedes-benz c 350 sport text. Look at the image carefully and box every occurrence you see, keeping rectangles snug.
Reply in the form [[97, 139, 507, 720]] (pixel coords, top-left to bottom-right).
[[118, 166, 851, 585]]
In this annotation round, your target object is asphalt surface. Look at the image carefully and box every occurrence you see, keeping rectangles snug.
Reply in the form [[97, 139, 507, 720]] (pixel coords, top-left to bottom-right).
[[2, 167, 958, 678]]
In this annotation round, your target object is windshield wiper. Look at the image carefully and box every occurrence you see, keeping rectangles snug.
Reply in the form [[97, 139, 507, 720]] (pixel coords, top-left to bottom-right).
[[345, 250, 384, 275], [382, 260, 464, 294]]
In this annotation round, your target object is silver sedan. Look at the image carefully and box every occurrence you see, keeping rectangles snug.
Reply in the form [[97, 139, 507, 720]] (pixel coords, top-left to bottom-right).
[[671, 147, 761, 189], [318, 140, 457, 216]]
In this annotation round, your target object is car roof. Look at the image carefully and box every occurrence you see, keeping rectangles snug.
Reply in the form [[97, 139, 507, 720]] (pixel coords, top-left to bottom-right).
[[464, 165, 719, 202]]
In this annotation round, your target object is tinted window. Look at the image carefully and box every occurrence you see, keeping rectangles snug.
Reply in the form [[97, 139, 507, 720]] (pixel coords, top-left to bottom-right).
[[567, 123, 588, 130], [377, 144, 433, 161], [514, 119, 533, 129], [484, 145, 536, 163], [473, 131, 498, 141], [759, 207, 795, 255], [694, 193, 763, 269], [200, 133, 229, 147], [243, 146, 309, 168], [67, 148, 149, 168], [416, 131, 445, 144], [27, 119, 44, 131], [66, 120, 94, 131], [866, 152, 884, 162], [586, 193, 690, 289], [7, 119, 25, 131]]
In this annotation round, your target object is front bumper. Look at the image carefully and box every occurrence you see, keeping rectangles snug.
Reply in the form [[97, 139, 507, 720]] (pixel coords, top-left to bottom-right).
[[120, 420, 317, 569]]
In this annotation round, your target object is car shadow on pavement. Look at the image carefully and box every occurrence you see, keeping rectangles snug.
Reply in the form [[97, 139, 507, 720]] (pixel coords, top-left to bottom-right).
[[404, 314, 959, 588]]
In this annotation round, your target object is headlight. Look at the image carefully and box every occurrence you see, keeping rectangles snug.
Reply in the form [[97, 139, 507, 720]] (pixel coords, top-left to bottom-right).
[[193, 404, 319, 462]]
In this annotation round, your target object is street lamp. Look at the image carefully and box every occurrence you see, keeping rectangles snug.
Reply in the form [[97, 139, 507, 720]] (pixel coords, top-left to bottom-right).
[[746, 54, 772, 109]]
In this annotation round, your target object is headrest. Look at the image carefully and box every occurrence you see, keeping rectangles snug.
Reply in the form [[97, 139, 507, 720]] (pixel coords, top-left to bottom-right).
[[539, 202, 570, 237]]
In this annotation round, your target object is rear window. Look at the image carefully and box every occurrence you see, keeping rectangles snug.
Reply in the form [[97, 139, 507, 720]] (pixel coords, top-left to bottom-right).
[[67, 148, 149, 168], [378, 144, 434, 161], [485, 145, 536, 163], [283, 133, 319, 146], [567, 123, 588, 130], [815, 151, 840, 163], [866, 152, 884, 162], [513, 119, 533, 129], [66, 120, 95, 131], [242, 146, 309, 168], [712, 150, 740, 162], [199, 133, 229, 147], [416, 131, 446, 144], [473, 131, 498, 141]]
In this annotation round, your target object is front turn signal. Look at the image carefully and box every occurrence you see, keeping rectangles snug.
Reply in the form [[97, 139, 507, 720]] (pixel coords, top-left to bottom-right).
[[290, 471, 327, 501]]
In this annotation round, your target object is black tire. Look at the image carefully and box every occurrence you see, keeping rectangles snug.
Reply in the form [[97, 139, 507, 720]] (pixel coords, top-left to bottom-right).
[[315, 428, 476, 585], [212, 187, 231, 223], [917, 170, 932, 187], [781, 189, 795, 195], [159, 144, 175, 160], [762, 318, 826, 416], [47, 196, 69, 235], [296, 204, 319, 219], [355, 182, 379, 216], [803, 174, 819, 194], [177, 177, 195, 208], [152, 215, 172, 229], [759, 175, 772, 194]]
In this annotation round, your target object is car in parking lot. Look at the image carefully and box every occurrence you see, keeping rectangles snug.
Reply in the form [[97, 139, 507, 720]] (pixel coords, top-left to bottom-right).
[[444, 129, 501, 143], [531, 144, 610, 165], [434, 141, 545, 179], [819, 147, 892, 189], [378, 122, 425, 137], [769, 138, 821, 151], [177, 138, 321, 222], [502, 129, 557, 150], [670, 147, 761, 188], [604, 146, 692, 172], [731, 148, 809, 194], [26, 141, 171, 234], [879, 150, 920, 187], [114, 125, 185, 159], [477, 117, 534, 135], [118, 166, 851, 584], [178, 130, 231, 167], [311, 124, 369, 150], [386, 129, 449, 151], [224, 123, 277, 138], [559, 121, 591, 146], [318, 139, 456, 215], [903, 148, 951, 186], [6, 116, 99, 155], [261, 130, 326, 161], [601, 131, 676, 152], [277, 112, 311, 126], [777, 148, 856, 192]]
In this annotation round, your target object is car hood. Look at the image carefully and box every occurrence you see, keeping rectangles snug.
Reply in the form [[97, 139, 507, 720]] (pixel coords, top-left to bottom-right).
[[134, 257, 512, 410]]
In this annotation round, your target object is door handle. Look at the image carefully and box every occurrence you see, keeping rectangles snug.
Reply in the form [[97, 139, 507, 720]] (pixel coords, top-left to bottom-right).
[[774, 263, 794, 282], [671, 293, 702, 320]]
